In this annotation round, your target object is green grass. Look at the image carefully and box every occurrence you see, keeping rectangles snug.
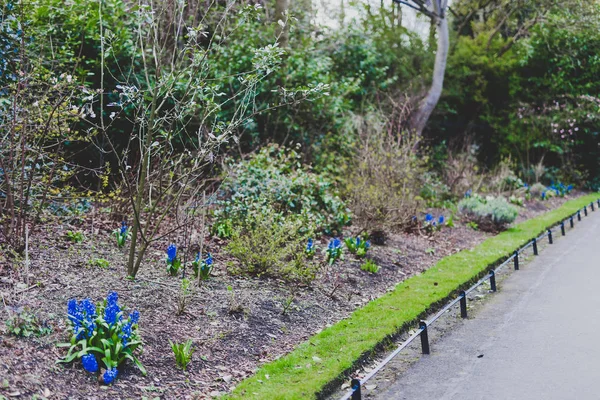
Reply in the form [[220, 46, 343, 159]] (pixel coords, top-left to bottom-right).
[[227, 194, 599, 400]]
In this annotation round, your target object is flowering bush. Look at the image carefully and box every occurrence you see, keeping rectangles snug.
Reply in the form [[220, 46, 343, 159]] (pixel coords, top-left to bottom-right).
[[113, 221, 131, 248], [57, 292, 145, 384], [192, 252, 213, 280], [166, 244, 181, 276], [325, 238, 343, 265], [344, 236, 371, 258]]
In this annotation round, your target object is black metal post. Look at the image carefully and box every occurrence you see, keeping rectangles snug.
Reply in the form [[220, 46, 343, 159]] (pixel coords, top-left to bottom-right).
[[592, 202, 595, 212], [460, 291, 468, 318], [570, 216, 574, 228], [489, 270, 497, 292], [561, 222, 565, 236], [584, 206, 588, 216], [419, 321, 430, 354], [351, 379, 362, 400], [514, 251, 519, 270], [578, 211, 581, 221], [548, 229, 553, 244], [533, 238, 538, 255], [597, 199, 600, 208]]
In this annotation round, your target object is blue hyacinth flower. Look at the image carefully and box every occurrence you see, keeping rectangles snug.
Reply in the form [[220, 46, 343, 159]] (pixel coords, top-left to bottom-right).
[[82, 354, 98, 373], [438, 215, 445, 225], [205, 253, 213, 266], [120, 221, 127, 235], [103, 368, 118, 385], [465, 189, 472, 198], [306, 238, 314, 252], [166, 244, 177, 263], [542, 191, 546, 200], [425, 213, 434, 222]]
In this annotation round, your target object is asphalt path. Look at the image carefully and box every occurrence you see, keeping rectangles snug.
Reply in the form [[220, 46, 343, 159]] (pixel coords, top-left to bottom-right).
[[375, 211, 600, 400]]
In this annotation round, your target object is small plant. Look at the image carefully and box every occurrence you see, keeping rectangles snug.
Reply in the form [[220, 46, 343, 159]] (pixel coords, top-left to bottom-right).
[[166, 244, 181, 276], [423, 213, 445, 233], [305, 238, 316, 258], [325, 238, 343, 265], [65, 230, 85, 243], [211, 219, 233, 239], [5, 306, 52, 337], [192, 252, 213, 280], [344, 236, 371, 258], [113, 221, 131, 248], [360, 259, 379, 274], [509, 195, 524, 206], [466, 221, 479, 230], [425, 247, 435, 255], [57, 292, 145, 385], [169, 339, 195, 371], [88, 258, 110, 269], [176, 278, 193, 316], [226, 285, 248, 316]]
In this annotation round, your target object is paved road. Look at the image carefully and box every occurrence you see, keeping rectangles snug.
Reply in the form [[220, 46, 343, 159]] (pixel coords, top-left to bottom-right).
[[375, 212, 600, 400]]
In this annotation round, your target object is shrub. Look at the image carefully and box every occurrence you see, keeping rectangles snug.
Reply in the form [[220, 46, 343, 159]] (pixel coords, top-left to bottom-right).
[[226, 213, 317, 283], [214, 145, 350, 236], [529, 183, 547, 198], [170, 339, 194, 371], [88, 258, 110, 269], [458, 196, 518, 231], [57, 292, 145, 384], [347, 116, 426, 233]]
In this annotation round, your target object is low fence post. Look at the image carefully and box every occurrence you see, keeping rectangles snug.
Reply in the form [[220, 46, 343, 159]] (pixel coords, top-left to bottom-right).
[[514, 251, 519, 270], [578, 211, 582, 221], [419, 321, 430, 355], [584, 206, 588, 216], [489, 270, 497, 292], [460, 291, 468, 318], [570, 216, 574, 228], [547, 229, 553, 244], [533, 238, 538, 255], [592, 202, 595, 212], [351, 379, 362, 400], [561, 222, 566, 236]]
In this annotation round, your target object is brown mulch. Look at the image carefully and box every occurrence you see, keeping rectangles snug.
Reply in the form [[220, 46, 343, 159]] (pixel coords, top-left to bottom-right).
[[0, 193, 581, 399]]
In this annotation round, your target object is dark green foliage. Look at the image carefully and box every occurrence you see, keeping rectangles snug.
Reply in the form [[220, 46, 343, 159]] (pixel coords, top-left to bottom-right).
[[214, 145, 350, 236]]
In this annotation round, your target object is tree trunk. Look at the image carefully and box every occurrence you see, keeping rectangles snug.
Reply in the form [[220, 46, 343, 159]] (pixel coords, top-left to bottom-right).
[[274, 0, 290, 47], [410, 14, 449, 135]]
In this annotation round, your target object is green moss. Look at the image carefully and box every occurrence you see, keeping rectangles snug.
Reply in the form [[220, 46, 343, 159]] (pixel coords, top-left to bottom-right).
[[227, 194, 599, 400]]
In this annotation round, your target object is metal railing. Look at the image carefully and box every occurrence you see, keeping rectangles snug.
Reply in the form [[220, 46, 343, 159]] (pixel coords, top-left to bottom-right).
[[340, 199, 600, 400]]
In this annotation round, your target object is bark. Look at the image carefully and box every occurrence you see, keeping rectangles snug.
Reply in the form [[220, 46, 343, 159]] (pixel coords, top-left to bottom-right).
[[410, 13, 449, 135]]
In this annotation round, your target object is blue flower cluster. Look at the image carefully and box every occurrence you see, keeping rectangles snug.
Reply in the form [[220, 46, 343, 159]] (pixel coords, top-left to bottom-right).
[[61, 292, 144, 385], [424, 213, 445, 227], [119, 310, 139, 348], [120, 221, 127, 235], [104, 292, 122, 326], [326, 238, 343, 265], [166, 244, 177, 264], [67, 298, 97, 340]]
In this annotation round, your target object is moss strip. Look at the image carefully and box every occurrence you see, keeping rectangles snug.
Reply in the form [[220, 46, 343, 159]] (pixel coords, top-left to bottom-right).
[[227, 194, 599, 400]]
